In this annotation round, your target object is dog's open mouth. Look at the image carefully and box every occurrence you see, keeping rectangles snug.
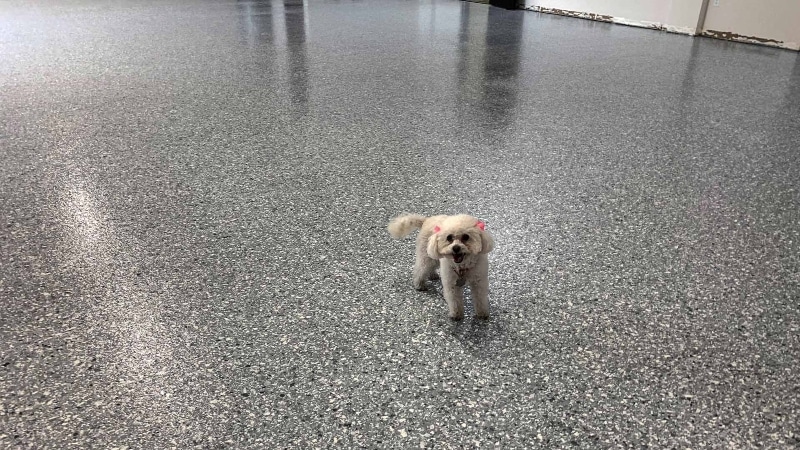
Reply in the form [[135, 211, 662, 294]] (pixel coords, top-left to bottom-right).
[[453, 254, 465, 264]]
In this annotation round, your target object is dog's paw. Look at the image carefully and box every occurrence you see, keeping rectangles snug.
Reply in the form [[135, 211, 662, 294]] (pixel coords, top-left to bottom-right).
[[428, 272, 440, 281], [448, 313, 464, 321], [414, 283, 428, 291]]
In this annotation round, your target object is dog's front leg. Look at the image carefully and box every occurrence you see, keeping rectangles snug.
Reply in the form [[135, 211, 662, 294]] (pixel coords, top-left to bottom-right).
[[440, 263, 465, 320], [469, 276, 490, 319], [413, 250, 438, 291], [469, 259, 490, 319]]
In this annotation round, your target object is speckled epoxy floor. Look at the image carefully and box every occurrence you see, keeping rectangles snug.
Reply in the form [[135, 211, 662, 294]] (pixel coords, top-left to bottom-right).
[[2, 0, 799, 447]]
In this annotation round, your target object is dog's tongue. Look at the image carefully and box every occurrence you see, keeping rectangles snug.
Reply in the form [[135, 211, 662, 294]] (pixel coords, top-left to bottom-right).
[[453, 254, 464, 264]]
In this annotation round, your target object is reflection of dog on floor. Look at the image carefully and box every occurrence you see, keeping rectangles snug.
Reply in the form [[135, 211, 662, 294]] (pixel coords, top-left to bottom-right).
[[388, 214, 495, 320]]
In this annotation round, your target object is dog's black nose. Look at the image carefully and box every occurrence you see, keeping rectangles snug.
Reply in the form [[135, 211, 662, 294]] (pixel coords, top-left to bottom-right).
[[452, 245, 462, 254]]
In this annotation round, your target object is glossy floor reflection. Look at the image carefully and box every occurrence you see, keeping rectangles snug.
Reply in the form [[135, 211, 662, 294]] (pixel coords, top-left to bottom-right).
[[1, 0, 799, 447]]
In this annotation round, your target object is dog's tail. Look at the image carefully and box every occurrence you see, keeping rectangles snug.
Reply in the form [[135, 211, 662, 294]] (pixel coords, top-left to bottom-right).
[[388, 214, 427, 239]]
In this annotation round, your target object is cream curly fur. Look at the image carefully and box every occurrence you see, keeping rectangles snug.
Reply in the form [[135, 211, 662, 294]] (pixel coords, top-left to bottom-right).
[[388, 214, 495, 320]]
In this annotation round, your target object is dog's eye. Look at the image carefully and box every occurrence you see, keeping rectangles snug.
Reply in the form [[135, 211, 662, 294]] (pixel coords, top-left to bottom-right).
[[446, 234, 453, 242], [462, 234, 470, 242]]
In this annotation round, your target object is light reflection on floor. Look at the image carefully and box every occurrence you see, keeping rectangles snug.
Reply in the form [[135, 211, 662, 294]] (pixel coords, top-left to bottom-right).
[[59, 165, 178, 420]]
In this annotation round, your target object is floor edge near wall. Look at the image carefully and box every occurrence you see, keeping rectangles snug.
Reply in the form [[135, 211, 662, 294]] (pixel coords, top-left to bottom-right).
[[523, 5, 800, 52]]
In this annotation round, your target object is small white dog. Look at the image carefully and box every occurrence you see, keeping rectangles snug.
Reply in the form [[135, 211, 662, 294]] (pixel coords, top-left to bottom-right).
[[388, 214, 495, 320]]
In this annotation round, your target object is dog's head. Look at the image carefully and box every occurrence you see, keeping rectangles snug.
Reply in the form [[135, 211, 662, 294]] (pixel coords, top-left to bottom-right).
[[427, 215, 494, 264]]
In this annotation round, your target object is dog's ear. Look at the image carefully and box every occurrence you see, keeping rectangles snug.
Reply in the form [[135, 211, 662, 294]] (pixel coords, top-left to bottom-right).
[[478, 223, 494, 254], [480, 230, 494, 254], [426, 233, 441, 260]]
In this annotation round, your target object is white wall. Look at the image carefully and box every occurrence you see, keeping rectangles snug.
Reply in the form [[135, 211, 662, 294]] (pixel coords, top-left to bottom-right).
[[702, 0, 800, 50], [666, 0, 709, 34]]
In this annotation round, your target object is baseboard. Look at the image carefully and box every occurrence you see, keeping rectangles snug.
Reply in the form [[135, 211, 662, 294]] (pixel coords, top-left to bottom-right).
[[524, 5, 697, 36], [701, 29, 800, 51], [525, 5, 800, 51]]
